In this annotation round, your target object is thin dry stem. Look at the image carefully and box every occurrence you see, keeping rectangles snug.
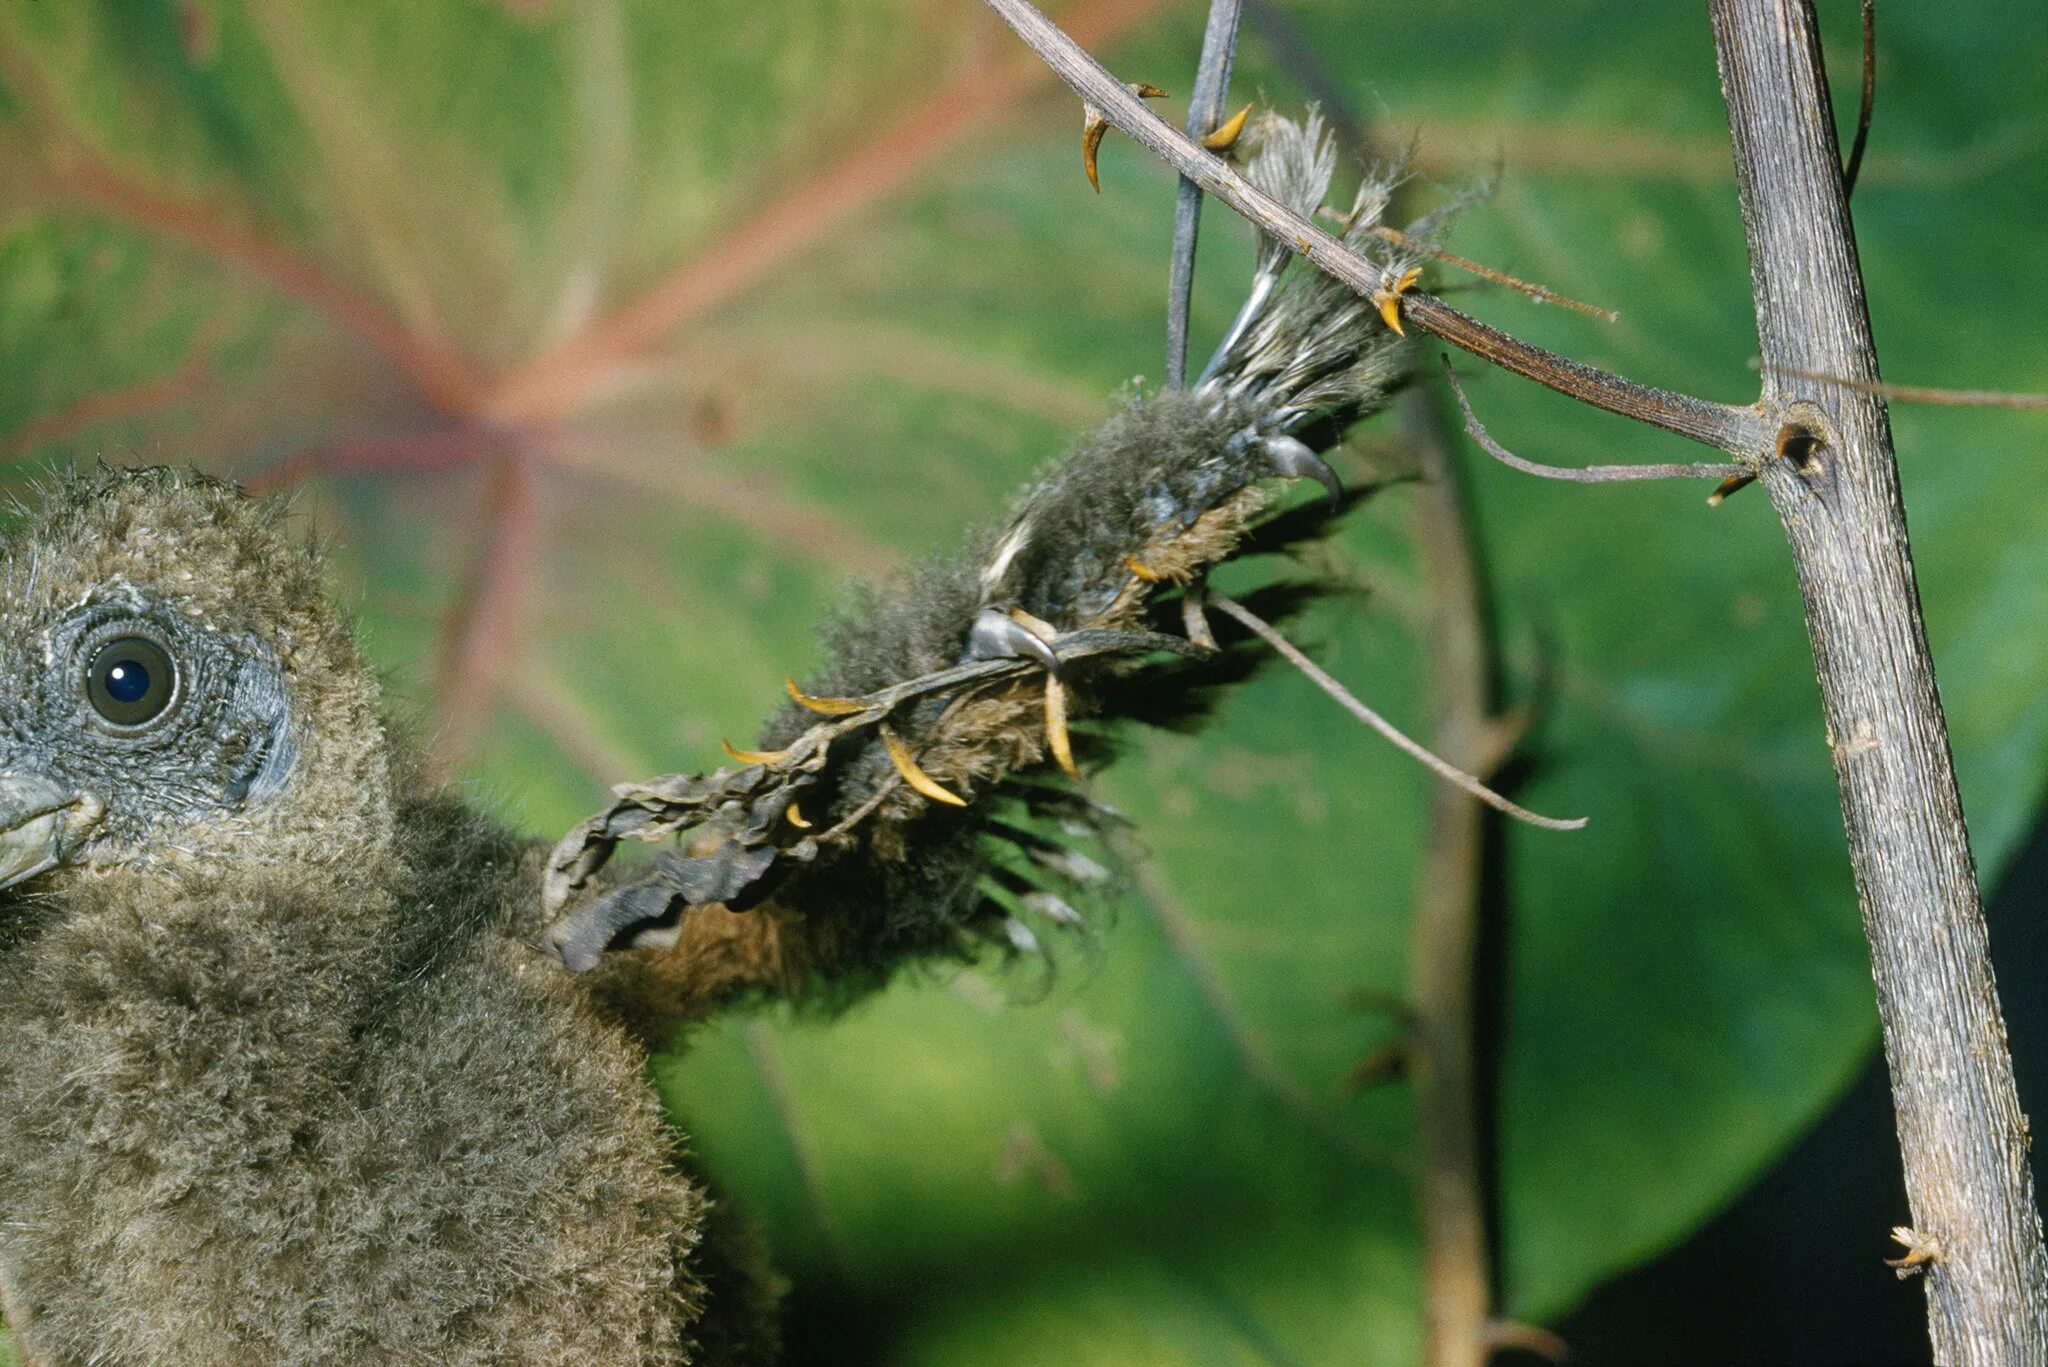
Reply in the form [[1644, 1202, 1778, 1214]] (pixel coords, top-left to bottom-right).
[[1768, 365, 2048, 412], [1207, 593, 1585, 832], [1165, 0, 1244, 389], [1442, 357, 1750, 483], [1843, 0, 1877, 196], [1367, 223, 1619, 322]]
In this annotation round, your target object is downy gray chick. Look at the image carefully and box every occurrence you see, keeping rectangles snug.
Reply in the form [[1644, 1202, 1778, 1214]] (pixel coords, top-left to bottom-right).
[[0, 113, 1423, 1365]]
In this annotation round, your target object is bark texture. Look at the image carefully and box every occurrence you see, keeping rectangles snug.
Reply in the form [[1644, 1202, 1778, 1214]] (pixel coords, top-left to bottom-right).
[[1711, 2, 2048, 1360]]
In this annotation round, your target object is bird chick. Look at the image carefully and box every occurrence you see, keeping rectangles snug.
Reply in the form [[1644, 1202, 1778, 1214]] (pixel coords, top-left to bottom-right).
[[0, 471, 758, 1365], [0, 110, 1429, 1367]]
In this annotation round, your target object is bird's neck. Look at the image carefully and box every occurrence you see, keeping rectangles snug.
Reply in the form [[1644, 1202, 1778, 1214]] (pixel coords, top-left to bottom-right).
[[3, 854, 416, 1042]]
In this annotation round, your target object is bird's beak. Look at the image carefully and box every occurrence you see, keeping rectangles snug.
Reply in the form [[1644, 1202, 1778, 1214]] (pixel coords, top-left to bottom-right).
[[0, 775, 102, 891]]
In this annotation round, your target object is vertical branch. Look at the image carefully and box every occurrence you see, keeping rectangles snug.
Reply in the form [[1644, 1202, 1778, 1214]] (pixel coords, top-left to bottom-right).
[[1403, 382, 1500, 1367], [1164, 0, 1244, 388], [1710, 3, 2048, 1362]]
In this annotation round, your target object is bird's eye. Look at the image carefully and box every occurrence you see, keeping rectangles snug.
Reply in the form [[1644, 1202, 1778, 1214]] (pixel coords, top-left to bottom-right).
[[84, 635, 179, 730]]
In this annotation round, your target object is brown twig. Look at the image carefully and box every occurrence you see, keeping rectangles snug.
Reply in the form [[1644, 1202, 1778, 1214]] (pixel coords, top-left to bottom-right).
[[1766, 365, 2048, 412], [1711, 2, 2048, 1358], [1367, 223, 1619, 323], [1164, 0, 1243, 389], [979, 0, 1773, 457], [1842, 0, 1877, 197], [1206, 593, 1584, 832], [1442, 356, 1750, 484], [1249, 42, 1544, 1362], [1401, 381, 1506, 1367]]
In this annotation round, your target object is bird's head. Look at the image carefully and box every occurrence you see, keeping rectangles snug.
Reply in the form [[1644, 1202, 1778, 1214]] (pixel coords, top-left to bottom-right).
[[0, 467, 394, 899]]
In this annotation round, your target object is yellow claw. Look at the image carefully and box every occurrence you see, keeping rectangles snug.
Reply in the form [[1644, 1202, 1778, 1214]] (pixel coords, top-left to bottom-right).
[[1044, 674, 1079, 779], [1201, 103, 1253, 152], [722, 737, 789, 765], [786, 676, 866, 715], [1122, 555, 1162, 582], [1373, 265, 1423, 336], [880, 725, 968, 808], [786, 802, 813, 830]]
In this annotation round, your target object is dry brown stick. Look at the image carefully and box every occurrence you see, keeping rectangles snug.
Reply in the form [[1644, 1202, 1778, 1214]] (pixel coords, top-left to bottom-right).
[[1711, 3, 2048, 1361], [1400, 382, 1501, 1367], [1249, 25, 1528, 1360], [980, 0, 1773, 457]]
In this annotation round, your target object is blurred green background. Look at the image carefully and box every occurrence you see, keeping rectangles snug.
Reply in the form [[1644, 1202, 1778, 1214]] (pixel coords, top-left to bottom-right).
[[1, 1, 2043, 1362]]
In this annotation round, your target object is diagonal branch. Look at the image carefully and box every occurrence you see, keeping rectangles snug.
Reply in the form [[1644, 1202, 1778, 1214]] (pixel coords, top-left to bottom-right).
[[980, 0, 1774, 457]]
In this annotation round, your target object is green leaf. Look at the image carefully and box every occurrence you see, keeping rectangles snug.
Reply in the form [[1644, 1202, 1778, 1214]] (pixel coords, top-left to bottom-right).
[[2, 0, 2043, 1360]]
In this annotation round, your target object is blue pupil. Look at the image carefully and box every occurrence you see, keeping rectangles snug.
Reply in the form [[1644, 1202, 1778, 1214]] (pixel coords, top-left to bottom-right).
[[104, 660, 152, 704]]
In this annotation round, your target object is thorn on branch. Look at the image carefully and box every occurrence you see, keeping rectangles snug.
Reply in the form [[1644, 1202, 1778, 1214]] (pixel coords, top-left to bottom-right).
[[880, 723, 969, 807], [1440, 356, 1752, 485], [1707, 472, 1758, 506], [1486, 1319, 1572, 1361], [1887, 1225, 1944, 1279], [1202, 101, 1253, 151], [1373, 265, 1422, 336], [721, 738, 791, 766], [1340, 1039, 1410, 1095], [1083, 82, 1166, 191]]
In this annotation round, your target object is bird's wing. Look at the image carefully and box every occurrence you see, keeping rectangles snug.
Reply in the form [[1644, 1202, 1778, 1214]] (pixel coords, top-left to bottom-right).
[[541, 113, 1435, 1034]]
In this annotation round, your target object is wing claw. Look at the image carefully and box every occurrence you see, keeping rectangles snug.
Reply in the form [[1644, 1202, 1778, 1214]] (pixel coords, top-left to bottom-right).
[[1262, 434, 1343, 504], [968, 608, 1063, 679]]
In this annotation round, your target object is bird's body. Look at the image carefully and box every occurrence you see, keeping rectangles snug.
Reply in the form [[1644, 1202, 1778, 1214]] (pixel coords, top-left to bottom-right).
[[0, 476, 768, 1364], [0, 798, 709, 1364], [0, 113, 1418, 1364]]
